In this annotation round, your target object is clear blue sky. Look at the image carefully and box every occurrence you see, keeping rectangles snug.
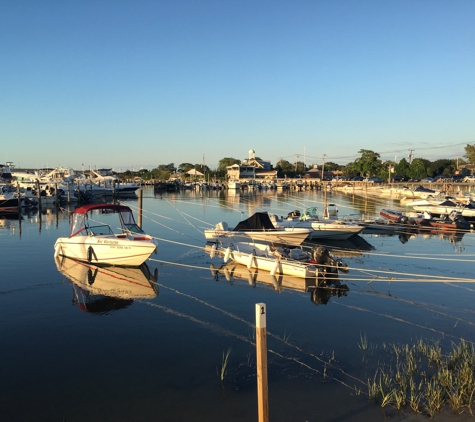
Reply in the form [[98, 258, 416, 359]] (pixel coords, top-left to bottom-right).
[[1, 0, 474, 171]]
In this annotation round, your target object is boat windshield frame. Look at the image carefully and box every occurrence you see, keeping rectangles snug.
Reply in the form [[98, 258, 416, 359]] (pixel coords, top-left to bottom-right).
[[69, 204, 143, 237]]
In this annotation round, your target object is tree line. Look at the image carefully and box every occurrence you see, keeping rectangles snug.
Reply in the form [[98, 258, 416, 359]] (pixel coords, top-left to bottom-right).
[[118, 145, 475, 181]]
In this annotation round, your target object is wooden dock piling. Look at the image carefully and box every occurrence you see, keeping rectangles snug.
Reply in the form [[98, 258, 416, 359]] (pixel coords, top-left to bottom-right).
[[255, 303, 269, 422]]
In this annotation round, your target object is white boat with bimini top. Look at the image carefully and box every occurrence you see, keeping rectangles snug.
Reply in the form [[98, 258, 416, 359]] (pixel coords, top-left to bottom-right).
[[54, 203, 157, 266], [204, 212, 311, 246]]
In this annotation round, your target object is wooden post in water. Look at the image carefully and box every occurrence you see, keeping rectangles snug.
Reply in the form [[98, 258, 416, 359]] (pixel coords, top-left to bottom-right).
[[16, 183, 21, 219], [255, 303, 269, 422], [36, 180, 42, 212], [137, 188, 143, 228], [54, 182, 58, 207]]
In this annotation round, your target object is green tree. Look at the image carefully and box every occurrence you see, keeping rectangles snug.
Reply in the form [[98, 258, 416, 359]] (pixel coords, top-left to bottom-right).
[[275, 159, 294, 178], [178, 163, 194, 173], [464, 144, 475, 164], [158, 163, 176, 173], [217, 158, 241, 174], [342, 162, 359, 177], [323, 161, 340, 171], [407, 158, 430, 179], [428, 159, 456, 177], [294, 161, 306, 175], [354, 149, 382, 177], [394, 158, 410, 178]]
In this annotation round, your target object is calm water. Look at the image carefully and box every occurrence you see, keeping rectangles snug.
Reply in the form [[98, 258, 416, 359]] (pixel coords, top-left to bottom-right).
[[1, 187, 474, 422]]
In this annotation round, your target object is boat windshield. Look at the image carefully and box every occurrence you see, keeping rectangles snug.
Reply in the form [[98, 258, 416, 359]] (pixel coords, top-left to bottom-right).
[[119, 209, 145, 234], [303, 207, 319, 220], [70, 213, 88, 237]]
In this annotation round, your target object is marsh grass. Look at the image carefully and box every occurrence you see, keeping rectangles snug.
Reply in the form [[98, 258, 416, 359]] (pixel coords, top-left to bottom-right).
[[366, 338, 475, 417], [358, 331, 368, 352], [218, 347, 232, 383]]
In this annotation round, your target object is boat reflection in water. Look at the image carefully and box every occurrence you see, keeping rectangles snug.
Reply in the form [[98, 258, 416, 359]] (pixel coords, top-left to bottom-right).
[[306, 234, 374, 257], [210, 261, 349, 306], [54, 256, 159, 314]]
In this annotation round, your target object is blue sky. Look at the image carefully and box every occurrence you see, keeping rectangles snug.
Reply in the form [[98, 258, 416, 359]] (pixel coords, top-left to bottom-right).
[[1, 0, 474, 171]]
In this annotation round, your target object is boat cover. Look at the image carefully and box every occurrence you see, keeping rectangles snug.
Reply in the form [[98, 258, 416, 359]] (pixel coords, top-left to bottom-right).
[[233, 212, 275, 231]]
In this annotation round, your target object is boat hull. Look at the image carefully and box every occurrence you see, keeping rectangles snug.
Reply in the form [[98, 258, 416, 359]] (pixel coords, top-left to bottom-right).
[[204, 228, 311, 245], [230, 250, 316, 278], [54, 235, 156, 267], [306, 222, 362, 240], [0, 196, 20, 212]]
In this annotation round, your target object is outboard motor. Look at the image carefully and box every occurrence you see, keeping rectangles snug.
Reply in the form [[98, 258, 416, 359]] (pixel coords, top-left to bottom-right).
[[311, 246, 348, 274], [287, 210, 301, 219]]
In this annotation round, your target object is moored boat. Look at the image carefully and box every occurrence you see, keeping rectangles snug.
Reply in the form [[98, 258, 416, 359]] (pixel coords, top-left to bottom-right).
[[269, 206, 363, 240], [207, 241, 348, 279], [54, 203, 157, 266], [204, 212, 311, 245]]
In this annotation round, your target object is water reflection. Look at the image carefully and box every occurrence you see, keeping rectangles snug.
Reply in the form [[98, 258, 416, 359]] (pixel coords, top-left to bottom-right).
[[54, 256, 159, 314], [305, 234, 374, 257], [210, 261, 349, 306]]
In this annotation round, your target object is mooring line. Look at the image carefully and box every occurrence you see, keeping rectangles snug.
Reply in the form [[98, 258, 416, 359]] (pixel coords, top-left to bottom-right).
[[349, 287, 475, 329], [143, 282, 367, 392], [333, 302, 474, 346]]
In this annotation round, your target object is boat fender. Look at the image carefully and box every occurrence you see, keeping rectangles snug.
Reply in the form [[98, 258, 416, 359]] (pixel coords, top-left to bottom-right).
[[153, 239, 158, 255], [210, 244, 216, 259], [247, 251, 255, 269], [270, 259, 279, 276], [87, 246, 94, 263], [247, 270, 257, 285], [87, 268, 97, 285], [223, 267, 231, 281], [223, 247, 231, 263], [54, 244, 60, 258], [210, 264, 218, 279]]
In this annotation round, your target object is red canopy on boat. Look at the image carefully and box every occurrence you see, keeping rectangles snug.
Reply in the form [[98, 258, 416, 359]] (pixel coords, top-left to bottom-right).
[[72, 203, 132, 215]]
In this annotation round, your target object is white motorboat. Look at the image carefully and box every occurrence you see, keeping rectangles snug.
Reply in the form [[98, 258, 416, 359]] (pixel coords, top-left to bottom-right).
[[410, 199, 475, 219], [269, 206, 363, 240], [204, 212, 311, 245], [207, 241, 348, 279], [0, 186, 21, 211], [395, 185, 444, 200], [54, 203, 157, 266]]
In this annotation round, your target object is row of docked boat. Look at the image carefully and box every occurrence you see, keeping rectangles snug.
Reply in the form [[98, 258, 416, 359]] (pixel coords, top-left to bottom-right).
[[8, 166, 140, 205], [204, 205, 363, 245], [379, 208, 471, 231], [203, 205, 358, 282]]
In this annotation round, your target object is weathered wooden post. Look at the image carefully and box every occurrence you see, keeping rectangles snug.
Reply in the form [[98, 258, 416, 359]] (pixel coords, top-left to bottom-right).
[[36, 180, 42, 212], [137, 188, 143, 228], [54, 182, 58, 207], [255, 303, 269, 422], [16, 183, 21, 218]]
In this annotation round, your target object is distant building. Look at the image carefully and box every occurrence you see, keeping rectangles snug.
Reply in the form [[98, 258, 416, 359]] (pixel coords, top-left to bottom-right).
[[226, 149, 277, 180], [304, 165, 336, 179]]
